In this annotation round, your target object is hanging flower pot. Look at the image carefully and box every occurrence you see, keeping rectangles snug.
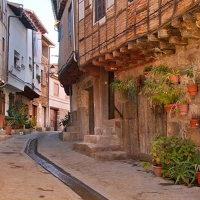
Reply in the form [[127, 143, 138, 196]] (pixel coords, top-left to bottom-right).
[[187, 84, 198, 97], [189, 119, 200, 129], [164, 104, 175, 114], [177, 104, 189, 116], [169, 75, 179, 85]]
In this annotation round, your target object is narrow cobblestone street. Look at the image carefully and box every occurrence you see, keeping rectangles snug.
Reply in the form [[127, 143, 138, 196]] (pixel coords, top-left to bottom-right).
[[0, 132, 200, 200]]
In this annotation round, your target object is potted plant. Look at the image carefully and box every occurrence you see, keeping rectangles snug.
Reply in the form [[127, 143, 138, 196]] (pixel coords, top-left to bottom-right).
[[151, 84, 182, 114], [190, 112, 200, 129], [167, 68, 180, 85], [175, 100, 189, 116], [59, 112, 71, 131], [185, 65, 199, 97], [4, 116, 14, 135], [149, 135, 166, 177], [110, 76, 138, 100]]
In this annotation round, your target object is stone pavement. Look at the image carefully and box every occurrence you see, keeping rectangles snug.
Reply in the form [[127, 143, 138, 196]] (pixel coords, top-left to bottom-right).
[[0, 131, 200, 200], [37, 132, 200, 200], [0, 132, 82, 200]]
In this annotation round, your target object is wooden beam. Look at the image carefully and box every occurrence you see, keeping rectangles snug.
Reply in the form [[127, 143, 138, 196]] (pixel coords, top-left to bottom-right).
[[105, 53, 114, 61], [120, 46, 130, 54], [169, 36, 188, 45], [113, 50, 122, 58], [99, 56, 105, 63], [92, 58, 102, 67], [159, 41, 175, 50], [148, 33, 159, 42], [158, 29, 169, 39]]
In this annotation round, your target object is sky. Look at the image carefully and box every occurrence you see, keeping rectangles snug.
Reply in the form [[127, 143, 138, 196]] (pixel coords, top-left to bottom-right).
[[9, 0, 59, 63]]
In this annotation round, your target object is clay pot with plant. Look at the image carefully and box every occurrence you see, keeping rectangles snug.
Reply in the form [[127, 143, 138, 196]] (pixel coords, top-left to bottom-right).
[[167, 69, 180, 85], [149, 135, 166, 177], [185, 65, 199, 97], [190, 112, 200, 129], [175, 100, 189, 116], [143, 65, 152, 77]]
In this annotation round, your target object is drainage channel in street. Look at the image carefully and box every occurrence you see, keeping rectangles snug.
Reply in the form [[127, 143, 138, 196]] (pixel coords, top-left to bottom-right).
[[25, 137, 108, 200]]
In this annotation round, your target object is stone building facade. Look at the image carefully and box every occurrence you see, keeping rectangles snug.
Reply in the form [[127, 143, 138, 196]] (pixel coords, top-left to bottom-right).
[[52, 0, 200, 160]]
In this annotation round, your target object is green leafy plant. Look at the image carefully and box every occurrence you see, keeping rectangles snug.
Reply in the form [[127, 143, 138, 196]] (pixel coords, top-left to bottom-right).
[[149, 135, 167, 167], [185, 65, 199, 84], [59, 112, 71, 128], [168, 158, 196, 186], [36, 74, 41, 83], [7, 100, 28, 129], [110, 76, 138, 100], [140, 162, 151, 172], [143, 65, 153, 72]]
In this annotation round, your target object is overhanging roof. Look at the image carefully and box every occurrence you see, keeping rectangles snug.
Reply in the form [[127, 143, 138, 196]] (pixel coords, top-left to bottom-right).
[[58, 52, 83, 86], [25, 9, 48, 34], [18, 86, 39, 100], [8, 2, 38, 31]]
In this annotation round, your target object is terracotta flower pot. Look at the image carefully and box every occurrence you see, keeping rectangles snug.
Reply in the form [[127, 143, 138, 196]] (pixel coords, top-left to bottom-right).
[[187, 84, 198, 97], [190, 119, 200, 129], [169, 75, 179, 85], [4, 125, 12, 135], [164, 104, 175, 114], [197, 172, 200, 184], [153, 165, 163, 177], [177, 104, 188, 116]]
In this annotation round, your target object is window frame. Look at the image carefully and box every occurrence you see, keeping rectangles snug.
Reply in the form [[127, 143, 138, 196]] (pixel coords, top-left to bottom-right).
[[95, 0, 105, 22]]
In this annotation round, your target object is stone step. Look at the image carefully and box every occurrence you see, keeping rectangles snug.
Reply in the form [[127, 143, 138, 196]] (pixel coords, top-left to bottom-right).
[[94, 126, 114, 135], [73, 142, 121, 154], [84, 134, 121, 145], [59, 132, 78, 141], [91, 151, 128, 161], [66, 126, 77, 132], [84, 135, 110, 144]]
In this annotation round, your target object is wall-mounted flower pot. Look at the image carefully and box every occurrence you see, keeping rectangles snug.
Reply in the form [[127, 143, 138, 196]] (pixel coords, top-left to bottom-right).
[[189, 119, 200, 129], [164, 104, 174, 114], [177, 104, 188, 116], [169, 75, 179, 85], [187, 84, 198, 97]]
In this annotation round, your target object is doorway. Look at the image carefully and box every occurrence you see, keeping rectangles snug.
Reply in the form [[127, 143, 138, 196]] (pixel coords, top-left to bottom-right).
[[88, 87, 94, 135], [50, 109, 57, 131]]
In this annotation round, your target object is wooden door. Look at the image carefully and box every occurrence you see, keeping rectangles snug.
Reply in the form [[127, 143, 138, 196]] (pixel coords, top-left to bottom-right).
[[50, 109, 57, 131], [138, 92, 167, 160]]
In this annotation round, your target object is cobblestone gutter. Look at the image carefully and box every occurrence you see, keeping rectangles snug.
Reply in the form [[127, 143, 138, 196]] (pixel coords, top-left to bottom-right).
[[25, 137, 108, 200]]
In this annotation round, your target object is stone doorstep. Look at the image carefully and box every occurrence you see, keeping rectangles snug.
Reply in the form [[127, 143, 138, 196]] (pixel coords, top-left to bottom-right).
[[73, 142, 122, 155], [84, 135, 110, 144], [59, 132, 78, 141], [91, 151, 128, 161], [84, 134, 121, 145], [94, 127, 114, 135]]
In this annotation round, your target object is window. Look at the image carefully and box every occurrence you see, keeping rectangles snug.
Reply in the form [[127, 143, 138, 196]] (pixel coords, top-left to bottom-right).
[[95, 0, 105, 22], [54, 83, 59, 96], [68, 4, 72, 37], [14, 50, 20, 71]]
